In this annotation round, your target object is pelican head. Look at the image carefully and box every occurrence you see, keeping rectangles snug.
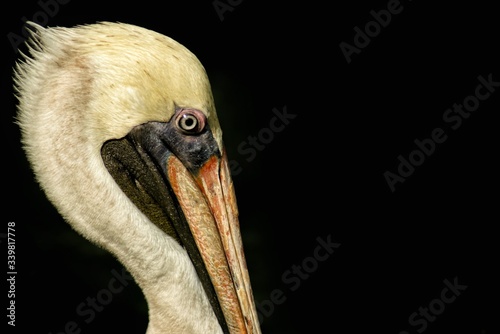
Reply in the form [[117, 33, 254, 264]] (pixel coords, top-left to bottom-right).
[[14, 22, 261, 333]]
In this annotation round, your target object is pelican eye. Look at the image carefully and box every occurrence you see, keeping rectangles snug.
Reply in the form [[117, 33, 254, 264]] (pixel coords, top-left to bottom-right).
[[176, 109, 206, 135]]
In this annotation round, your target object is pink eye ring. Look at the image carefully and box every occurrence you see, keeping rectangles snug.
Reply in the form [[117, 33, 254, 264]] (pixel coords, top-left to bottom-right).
[[176, 109, 206, 134]]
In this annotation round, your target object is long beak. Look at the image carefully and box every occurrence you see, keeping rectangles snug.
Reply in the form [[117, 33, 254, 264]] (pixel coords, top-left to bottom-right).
[[101, 121, 262, 333], [166, 149, 261, 333]]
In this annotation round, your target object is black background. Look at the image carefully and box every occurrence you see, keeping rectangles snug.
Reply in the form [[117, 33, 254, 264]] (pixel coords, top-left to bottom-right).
[[2, 1, 499, 333]]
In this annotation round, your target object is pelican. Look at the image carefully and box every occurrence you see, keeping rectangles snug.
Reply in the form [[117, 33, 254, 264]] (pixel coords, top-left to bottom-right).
[[14, 22, 261, 333]]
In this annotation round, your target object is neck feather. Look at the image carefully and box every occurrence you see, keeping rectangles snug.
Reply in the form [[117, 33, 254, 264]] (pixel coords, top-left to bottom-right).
[[15, 34, 222, 334]]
